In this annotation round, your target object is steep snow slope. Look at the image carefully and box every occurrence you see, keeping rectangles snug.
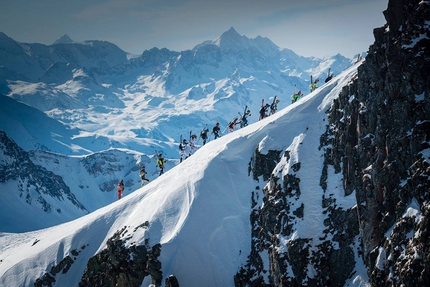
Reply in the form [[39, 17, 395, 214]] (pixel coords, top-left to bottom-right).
[[0, 63, 361, 287]]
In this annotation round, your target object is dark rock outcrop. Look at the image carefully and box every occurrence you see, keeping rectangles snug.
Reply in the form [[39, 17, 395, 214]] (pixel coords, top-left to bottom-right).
[[79, 225, 163, 287], [236, 0, 429, 286]]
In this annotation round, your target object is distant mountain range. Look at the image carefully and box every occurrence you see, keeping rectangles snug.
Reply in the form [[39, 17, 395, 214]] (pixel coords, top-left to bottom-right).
[[0, 27, 355, 158], [0, 27, 356, 231], [1, 1, 429, 285]]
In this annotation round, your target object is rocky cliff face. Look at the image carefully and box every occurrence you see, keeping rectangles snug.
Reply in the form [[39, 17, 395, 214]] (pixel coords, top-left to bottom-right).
[[236, 0, 429, 286]]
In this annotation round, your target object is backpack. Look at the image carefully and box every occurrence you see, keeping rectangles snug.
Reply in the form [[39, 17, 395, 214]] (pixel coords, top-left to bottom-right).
[[140, 169, 146, 177]]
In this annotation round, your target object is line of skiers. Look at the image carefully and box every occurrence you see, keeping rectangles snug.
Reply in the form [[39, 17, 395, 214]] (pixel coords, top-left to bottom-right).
[[117, 72, 336, 194], [176, 96, 281, 163], [291, 76, 318, 104], [259, 96, 280, 120], [133, 72, 333, 186], [116, 151, 166, 198], [291, 71, 334, 104]]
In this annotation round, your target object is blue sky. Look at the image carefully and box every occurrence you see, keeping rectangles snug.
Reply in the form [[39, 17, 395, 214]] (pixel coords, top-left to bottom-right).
[[0, 0, 387, 58]]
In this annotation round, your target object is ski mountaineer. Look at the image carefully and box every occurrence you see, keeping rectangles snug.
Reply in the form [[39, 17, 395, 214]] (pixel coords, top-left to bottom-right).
[[140, 166, 149, 186], [310, 78, 319, 92], [156, 153, 166, 176], [189, 134, 198, 155], [212, 122, 221, 139], [200, 128, 209, 145], [325, 68, 333, 83], [179, 138, 188, 163], [228, 117, 238, 133], [117, 180, 124, 200], [259, 103, 270, 120], [291, 90, 303, 103], [239, 109, 251, 128], [270, 97, 280, 115]]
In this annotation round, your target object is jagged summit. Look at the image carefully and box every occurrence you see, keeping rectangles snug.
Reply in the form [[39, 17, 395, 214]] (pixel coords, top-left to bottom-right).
[[212, 26, 279, 54], [213, 27, 252, 50], [53, 34, 74, 45]]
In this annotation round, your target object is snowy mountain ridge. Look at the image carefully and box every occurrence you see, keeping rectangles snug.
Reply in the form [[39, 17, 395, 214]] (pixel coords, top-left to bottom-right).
[[0, 27, 356, 233], [0, 63, 362, 287], [1, 1, 429, 286]]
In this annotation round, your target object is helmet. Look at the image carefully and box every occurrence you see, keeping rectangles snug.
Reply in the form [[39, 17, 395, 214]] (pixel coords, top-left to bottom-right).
[[247, 110, 250, 113], [298, 91, 302, 95], [276, 99, 280, 103], [216, 122, 219, 126], [183, 139, 187, 143]]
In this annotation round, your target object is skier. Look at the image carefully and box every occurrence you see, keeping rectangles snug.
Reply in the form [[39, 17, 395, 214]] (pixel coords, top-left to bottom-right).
[[228, 117, 238, 132], [140, 166, 149, 186], [156, 153, 166, 176], [179, 138, 188, 163], [291, 91, 302, 103], [270, 98, 280, 115], [259, 104, 270, 120], [240, 109, 251, 128], [325, 68, 333, 83], [200, 128, 209, 145], [189, 134, 198, 155], [311, 78, 319, 92], [212, 122, 221, 139], [117, 180, 124, 200]]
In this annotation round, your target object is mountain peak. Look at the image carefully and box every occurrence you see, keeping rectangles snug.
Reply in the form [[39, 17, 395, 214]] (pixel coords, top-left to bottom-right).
[[213, 27, 249, 50], [53, 34, 74, 45], [224, 27, 240, 37]]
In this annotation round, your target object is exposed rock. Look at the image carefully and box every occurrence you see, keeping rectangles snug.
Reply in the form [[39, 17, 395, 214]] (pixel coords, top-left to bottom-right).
[[165, 274, 180, 287], [236, 1, 429, 286], [79, 226, 163, 287]]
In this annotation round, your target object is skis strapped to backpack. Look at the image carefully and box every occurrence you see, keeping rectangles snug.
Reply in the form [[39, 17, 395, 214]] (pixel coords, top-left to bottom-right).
[[270, 96, 277, 114], [223, 118, 236, 133]]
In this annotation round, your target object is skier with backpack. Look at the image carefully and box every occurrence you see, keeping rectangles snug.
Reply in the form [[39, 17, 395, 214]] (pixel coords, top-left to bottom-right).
[[189, 133, 198, 155], [325, 68, 333, 83], [156, 153, 166, 176], [200, 127, 209, 145], [212, 122, 221, 139], [239, 107, 251, 128], [179, 138, 188, 163], [310, 76, 319, 92], [117, 180, 124, 200], [270, 96, 280, 115], [259, 103, 270, 120], [291, 90, 303, 103], [228, 117, 238, 132], [140, 166, 149, 186]]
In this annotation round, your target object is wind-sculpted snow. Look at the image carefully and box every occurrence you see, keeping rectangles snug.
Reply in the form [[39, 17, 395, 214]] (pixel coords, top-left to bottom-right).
[[0, 64, 361, 287]]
